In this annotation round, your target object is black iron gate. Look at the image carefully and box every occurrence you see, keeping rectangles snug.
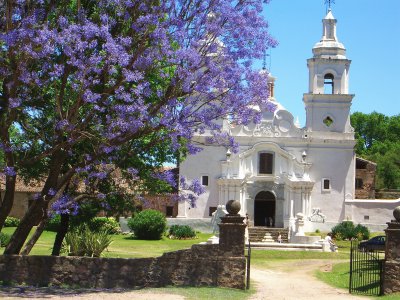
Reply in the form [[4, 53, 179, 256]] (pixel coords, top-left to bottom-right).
[[349, 240, 384, 296]]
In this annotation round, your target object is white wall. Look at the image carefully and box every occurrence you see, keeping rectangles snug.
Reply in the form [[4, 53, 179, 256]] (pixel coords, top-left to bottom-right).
[[345, 199, 400, 231], [179, 145, 226, 218]]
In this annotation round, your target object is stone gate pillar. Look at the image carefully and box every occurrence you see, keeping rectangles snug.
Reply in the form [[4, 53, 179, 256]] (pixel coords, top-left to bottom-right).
[[383, 206, 400, 294], [218, 200, 247, 256], [216, 200, 247, 289]]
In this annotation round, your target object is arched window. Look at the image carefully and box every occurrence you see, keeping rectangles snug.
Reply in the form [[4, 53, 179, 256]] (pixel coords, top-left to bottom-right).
[[324, 73, 334, 94], [259, 152, 274, 175]]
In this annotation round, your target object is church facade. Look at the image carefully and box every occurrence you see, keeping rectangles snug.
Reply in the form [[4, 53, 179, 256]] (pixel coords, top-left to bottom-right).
[[178, 9, 357, 232]]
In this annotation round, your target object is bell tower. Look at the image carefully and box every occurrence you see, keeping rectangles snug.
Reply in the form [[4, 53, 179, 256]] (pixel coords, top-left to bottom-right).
[[303, 9, 354, 135]]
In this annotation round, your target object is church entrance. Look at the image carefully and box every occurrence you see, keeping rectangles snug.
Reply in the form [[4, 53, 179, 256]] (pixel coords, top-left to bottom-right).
[[254, 191, 276, 226]]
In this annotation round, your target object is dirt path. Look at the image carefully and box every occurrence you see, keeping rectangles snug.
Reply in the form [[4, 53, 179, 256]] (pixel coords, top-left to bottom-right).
[[0, 260, 367, 300], [0, 287, 185, 300], [249, 260, 368, 300]]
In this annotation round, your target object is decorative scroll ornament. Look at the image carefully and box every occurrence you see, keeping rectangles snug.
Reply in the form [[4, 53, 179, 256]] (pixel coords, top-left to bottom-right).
[[308, 208, 326, 223], [253, 121, 280, 137]]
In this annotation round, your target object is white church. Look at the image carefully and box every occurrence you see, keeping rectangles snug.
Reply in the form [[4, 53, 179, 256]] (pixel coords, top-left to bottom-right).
[[177, 9, 398, 232]]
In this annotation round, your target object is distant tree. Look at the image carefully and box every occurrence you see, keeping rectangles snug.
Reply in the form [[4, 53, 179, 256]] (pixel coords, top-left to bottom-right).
[[0, 0, 277, 254], [351, 112, 400, 189]]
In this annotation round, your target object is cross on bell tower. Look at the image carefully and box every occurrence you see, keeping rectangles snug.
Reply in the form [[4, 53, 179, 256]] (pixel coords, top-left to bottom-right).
[[324, 0, 335, 13], [325, 0, 335, 9]]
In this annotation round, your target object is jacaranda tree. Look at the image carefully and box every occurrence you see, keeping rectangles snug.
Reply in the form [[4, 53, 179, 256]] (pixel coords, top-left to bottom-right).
[[0, 0, 277, 254]]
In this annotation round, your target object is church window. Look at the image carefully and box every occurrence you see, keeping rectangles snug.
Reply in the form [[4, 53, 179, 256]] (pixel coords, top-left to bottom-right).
[[201, 175, 209, 186], [209, 206, 217, 217], [323, 116, 334, 127], [355, 178, 363, 189], [259, 152, 274, 174], [324, 73, 334, 94], [166, 206, 174, 217], [322, 178, 331, 191]]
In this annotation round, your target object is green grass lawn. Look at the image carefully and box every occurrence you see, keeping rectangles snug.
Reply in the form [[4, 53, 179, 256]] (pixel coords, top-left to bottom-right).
[[1, 227, 214, 257], [315, 262, 400, 300], [103, 232, 214, 258], [251, 249, 348, 269]]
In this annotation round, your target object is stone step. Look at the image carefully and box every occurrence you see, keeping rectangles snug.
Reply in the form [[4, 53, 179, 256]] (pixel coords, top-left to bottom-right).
[[261, 233, 274, 243], [248, 227, 289, 243], [249, 242, 323, 252]]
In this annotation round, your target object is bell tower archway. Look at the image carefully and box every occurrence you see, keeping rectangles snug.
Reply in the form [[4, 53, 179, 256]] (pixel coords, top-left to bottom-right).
[[254, 191, 276, 227]]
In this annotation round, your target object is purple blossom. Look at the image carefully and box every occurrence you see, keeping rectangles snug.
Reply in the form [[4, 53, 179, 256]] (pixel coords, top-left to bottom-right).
[[0, 0, 277, 212], [47, 188, 57, 196], [152, 170, 177, 188], [189, 179, 205, 195], [55, 119, 69, 130], [88, 172, 107, 180], [0, 142, 12, 153], [127, 167, 138, 176], [97, 193, 106, 199], [51, 194, 79, 216], [100, 202, 111, 210], [8, 98, 21, 108], [4, 166, 17, 176]]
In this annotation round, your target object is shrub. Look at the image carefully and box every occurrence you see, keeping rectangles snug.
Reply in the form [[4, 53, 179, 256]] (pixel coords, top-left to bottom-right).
[[63, 229, 85, 256], [87, 217, 121, 234], [331, 221, 369, 241], [45, 214, 61, 232], [127, 209, 166, 240], [81, 228, 113, 257], [4, 216, 20, 227], [0, 232, 11, 247], [169, 225, 196, 239], [62, 225, 112, 257], [354, 224, 370, 240]]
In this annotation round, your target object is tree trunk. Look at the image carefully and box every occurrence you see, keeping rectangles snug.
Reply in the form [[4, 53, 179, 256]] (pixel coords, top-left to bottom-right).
[[51, 213, 69, 256], [0, 175, 16, 229], [3, 199, 45, 254], [4, 150, 66, 254], [20, 214, 49, 255]]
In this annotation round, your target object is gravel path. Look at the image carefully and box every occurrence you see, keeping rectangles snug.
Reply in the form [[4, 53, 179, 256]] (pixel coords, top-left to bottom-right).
[[0, 260, 368, 300], [249, 260, 368, 300]]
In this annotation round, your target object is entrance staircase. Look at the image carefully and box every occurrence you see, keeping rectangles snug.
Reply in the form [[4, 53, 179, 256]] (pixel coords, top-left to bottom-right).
[[248, 227, 289, 243], [247, 227, 323, 251]]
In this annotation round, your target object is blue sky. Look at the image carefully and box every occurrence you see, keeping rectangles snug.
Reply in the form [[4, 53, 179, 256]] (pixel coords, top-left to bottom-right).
[[257, 0, 400, 126]]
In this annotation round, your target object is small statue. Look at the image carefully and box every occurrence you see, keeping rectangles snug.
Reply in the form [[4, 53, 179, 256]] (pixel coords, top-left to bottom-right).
[[211, 205, 227, 234]]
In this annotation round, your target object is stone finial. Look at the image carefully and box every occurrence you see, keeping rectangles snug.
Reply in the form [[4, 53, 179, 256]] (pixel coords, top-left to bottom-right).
[[393, 206, 400, 222], [226, 200, 241, 215]]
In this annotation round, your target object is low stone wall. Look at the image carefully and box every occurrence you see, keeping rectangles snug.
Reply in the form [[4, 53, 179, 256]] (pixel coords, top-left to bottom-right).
[[0, 244, 246, 290]]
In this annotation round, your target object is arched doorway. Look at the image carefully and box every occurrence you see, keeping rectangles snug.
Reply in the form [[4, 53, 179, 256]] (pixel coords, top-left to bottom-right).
[[254, 191, 276, 227]]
